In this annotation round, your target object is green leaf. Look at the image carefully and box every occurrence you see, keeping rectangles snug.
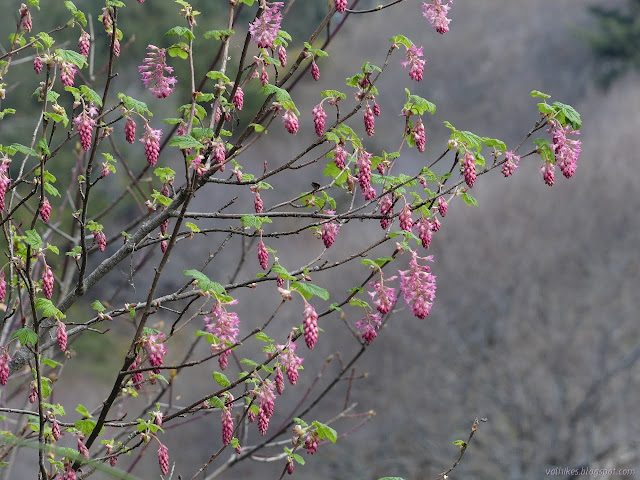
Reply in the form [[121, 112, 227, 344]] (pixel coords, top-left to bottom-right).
[[169, 135, 204, 150], [40, 377, 52, 398], [389, 34, 412, 49], [404, 89, 436, 115], [37, 138, 50, 155], [185, 222, 200, 233], [10, 143, 38, 156], [25, 229, 43, 249], [37, 31, 55, 48], [43, 112, 69, 128], [485, 138, 506, 151], [167, 43, 189, 59], [151, 191, 172, 207], [360, 256, 394, 269], [453, 440, 467, 446], [35, 298, 65, 320], [154, 167, 175, 183], [461, 191, 478, 207], [46, 244, 59, 255], [11, 328, 38, 346], [312, 421, 337, 443], [75, 419, 97, 436], [55, 49, 87, 68], [292, 453, 306, 465], [255, 332, 273, 343], [349, 298, 370, 309], [240, 358, 259, 368], [213, 371, 231, 387], [530, 90, 550, 99], [166, 26, 195, 41], [323, 161, 348, 186], [118, 94, 152, 116], [64, 1, 86, 26], [208, 396, 225, 408], [552, 101, 582, 130], [203, 29, 234, 40], [91, 300, 106, 312], [321, 90, 346, 100], [75, 404, 92, 418], [291, 282, 329, 301], [42, 358, 62, 368], [195, 329, 218, 344], [183, 269, 226, 295], [79, 85, 102, 106], [240, 214, 272, 230], [377, 478, 405, 480], [205, 71, 231, 83], [0, 108, 17, 120]]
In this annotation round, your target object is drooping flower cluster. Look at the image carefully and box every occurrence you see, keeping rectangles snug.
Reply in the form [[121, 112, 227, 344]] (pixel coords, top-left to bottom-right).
[[412, 118, 426, 152], [437, 196, 448, 217], [501, 150, 521, 178], [321, 210, 340, 248], [42, 264, 54, 300], [401, 45, 426, 82], [256, 379, 276, 435], [461, 149, 476, 188], [140, 124, 162, 166], [399, 250, 437, 319], [77, 438, 90, 459], [33, 55, 43, 74], [254, 192, 264, 213], [74, 107, 97, 152], [0, 348, 10, 386], [363, 104, 375, 136], [282, 109, 299, 134], [399, 203, 413, 231], [129, 355, 143, 390], [310, 61, 320, 81], [355, 311, 382, 345], [334, 144, 347, 169], [124, 115, 136, 144], [205, 300, 240, 370], [233, 86, 244, 111], [0, 271, 6, 303], [417, 216, 433, 249], [213, 138, 227, 169], [335, 0, 348, 13], [57, 321, 67, 352], [257, 240, 269, 270], [221, 393, 234, 445], [19, 4, 32, 32], [157, 443, 169, 476], [422, 0, 453, 34], [60, 61, 77, 87], [277, 45, 287, 67], [304, 431, 320, 454], [379, 193, 393, 230], [368, 274, 398, 315], [0, 162, 10, 211], [78, 30, 90, 58], [356, 148, 376, 200], [303, 300, 319, 349], [140, 331, 167, 372], [139, 45, 177, 98], [312, 103, 328, 137], [39, 197, 51, 223], [549, 118, 581, 179], [95, 230, 107, 252], [540, 161, 555, 186], [279, 343, 304, 385], [249, 2, 283, 49]]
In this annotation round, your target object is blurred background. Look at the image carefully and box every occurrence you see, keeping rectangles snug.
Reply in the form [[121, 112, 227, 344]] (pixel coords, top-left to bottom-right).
[[1, 0, 639, 479]]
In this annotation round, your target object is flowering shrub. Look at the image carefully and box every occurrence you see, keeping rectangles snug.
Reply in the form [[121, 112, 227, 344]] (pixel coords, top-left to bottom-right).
[[0, 0, 581, 478]]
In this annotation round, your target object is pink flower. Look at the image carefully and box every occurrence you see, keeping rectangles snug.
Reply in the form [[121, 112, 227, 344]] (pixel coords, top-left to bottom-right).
[[140, 124, 162, 166], [334, 144, 347, 169], [363, 104, 375, 136], [257, 379, 276, 435], [95, 230, 107, 252], [52, 419, 61, 441], [401, 45, 426, 82], [275, 365, 285, 395], [57, 321, 67, 352], [355, 312, 382, 345], [77, 438, 90, 459], [356, 148, 375, 200], [304, 432, 320, 454], [19, 4, 32, 32], [282, 109, 299, 134], [0, 163, 10, 211], [437, 196, 448, 217], [335, 0, 348, 13], [312, 103, 328, 137], [548, 118, 581, 178], [33, 56, 43, 74], [249, 3, 283, 49], [78, 30, 90, 58], [321, 210, 340, 248], [140, 331, 167, 371], [399, 204, 413, 232], [461, 150, 476, 188], [42, 264, 54, 300], [221, 393, 234, 445], [399, 249, 437, 319], [0, 348, 10, 386], [417, 216, 433, 249], [412, 118, 426, 152], [379, 193, 393, 230], [157, 443, 169, 475], [60, 61, 77, 87], [129, 355, 143, 390], [40, 197, 52, 223], [205, 300, 240, 369], [125, 115, 136, 144], [258, 240, 269, 270], [278, 45, 287, 67], [303, 300, 319, 349], [501, 150, 521, 177], [278, 343, 304, 385], [310, 61, 320, 81], [540, 161, 555, 186], [0, 271, 6, 303], [373, 103, 381, 117], [74, 109, 96, 152], [422, 0, 453, 34], [139, 45, 177, 98], [233, 86, 244, 111]]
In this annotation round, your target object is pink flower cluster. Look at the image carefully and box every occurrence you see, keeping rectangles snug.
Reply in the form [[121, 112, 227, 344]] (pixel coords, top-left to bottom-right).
[[335, 0, 348, 13], [399, 203, 413, 231], [78, 30, 90, 59], [60, 61, 77, 87], [399, 250, 437, 319], [461, 149, 476, 188], [355, 311, 382, 345], [95, 230, 107, 252], [402, 45, 426, 82], [334, 144, 347, 169], [233, 87, 244, 111], [140, 331, 167, 372], [379, 193, 393, 230], [124, 116, 136, 144], [417, 216, 434, 249], [0, 271, 6, 303], [0, 162, 10, 211], [140, 124, 162, 166], [364, 105, 375, 136], [157, 443, 169, 475], [501, 150, 521, 178], [139, 45, 177, 98], [0, 348, 10, 386], [311, 61, 320, 81], [356, 148, 376, 200], [282, 109, 299, 134], [249, 2, 283, 49], [437, 196, 448, 217], [258, 240, 269, 270], [221, 393, 234, 445], [42, 264, 54, 300], [74, 107, 97, 152], [312, 103, 328, 137], [422, 0, 453, 34], [257, 379, 276, 435], [321, 210, 340, 248], [278, 343, 304, 385], [40, 197, 51, 223], [303, 300, 319, 349], [549, 118, 581, 179], [57, 321, 67, 352], [205, 300, 240, 370], [412, 118, 426, 152]]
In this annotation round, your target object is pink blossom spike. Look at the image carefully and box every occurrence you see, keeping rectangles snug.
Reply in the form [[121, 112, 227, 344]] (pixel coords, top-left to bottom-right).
[[401, 45, 426, 82], [42, 264, 54, 300], [258, 241, 269, 270], [282, 109, 299, 134], [335, 0, 348, 13], [158, 443, 169, 475], [78, 30, 90, 58], [0, 349, 10, 386], [57, 321, 67, 352], [139, 45, 177, 98], [125, 115, 136, 144], [303, 300, 319, 349], [140, 124, 162, 166], [321, 210, 340, 248], [461, 150, 476, 188], [363, 105, 375, 136], [249, 3, 283, 49], [60, 61, 77, 87], [312, 103, 328, 137], [311, 61, 320, 81], [40, 197, 51, 223], [422, 0, 453, 34], [399, 249, 437, 319]]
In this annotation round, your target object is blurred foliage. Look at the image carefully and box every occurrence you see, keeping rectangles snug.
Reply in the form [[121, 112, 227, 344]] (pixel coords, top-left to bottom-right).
[[584, 0, 640, 86]]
